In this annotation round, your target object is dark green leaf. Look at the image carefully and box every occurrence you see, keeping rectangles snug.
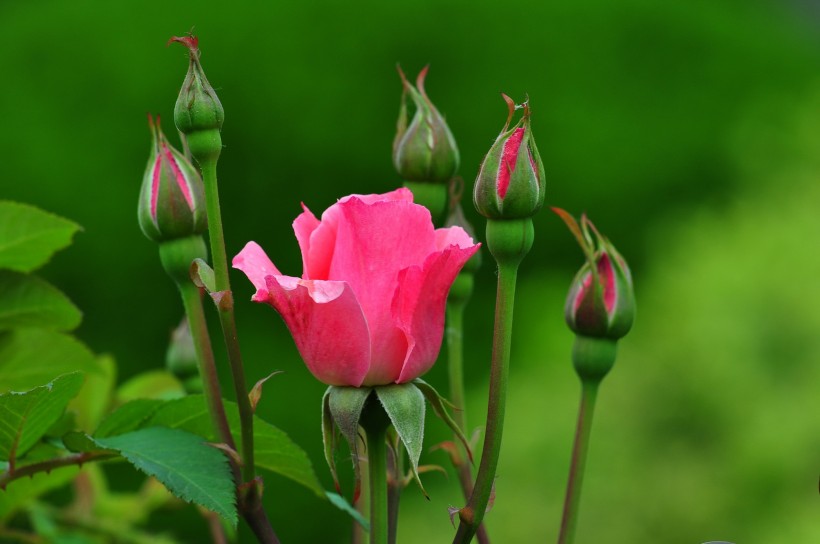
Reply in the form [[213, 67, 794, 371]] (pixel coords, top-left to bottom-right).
[[0, 373, 84, 464], [0, 271, 82, 331], [146, 395, 324, 497], [0, 201, 80, 273], [93, 427, 237, 525], [94, 398, 165, 438]]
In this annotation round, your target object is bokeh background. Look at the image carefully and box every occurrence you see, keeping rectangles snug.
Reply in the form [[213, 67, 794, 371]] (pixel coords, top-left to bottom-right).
[[2, 0, 819, 542]]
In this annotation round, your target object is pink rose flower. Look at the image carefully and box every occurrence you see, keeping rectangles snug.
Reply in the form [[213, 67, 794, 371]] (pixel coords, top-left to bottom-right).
[[233, 188, 480, 387]]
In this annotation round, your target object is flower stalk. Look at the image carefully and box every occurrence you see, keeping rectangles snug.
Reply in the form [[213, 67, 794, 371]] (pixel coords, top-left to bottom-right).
[[442, 190, 490, 543], [557, 379, 599, 544], [454, 218, 533, 544], [170, 35, 276, 544], [360, 398, 392, 544]]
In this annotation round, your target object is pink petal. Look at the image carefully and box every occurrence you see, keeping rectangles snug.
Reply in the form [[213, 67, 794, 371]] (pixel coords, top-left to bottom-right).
[[303, 188, 416, 281], [393, 239, 480, 383], [234, 242, 371, 386], [598, 253, 616, 312], [233, 242, 282, 292], [331, 196, 439, 384], [497, 127, 525, 199], [434, 225, 476, 251], [261, 275, 372, 387], [293, 204, 321, 278], [337, 187, 414, 206]]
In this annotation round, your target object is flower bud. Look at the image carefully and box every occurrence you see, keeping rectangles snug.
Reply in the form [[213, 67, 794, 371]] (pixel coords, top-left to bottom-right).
[[169, 35, 223, 163], [138, 115, 207, 242], [556, 209, 635, 341], [166, 317, 198, 379], [474, 95, 545, 220], [393, 66, 459, 184]]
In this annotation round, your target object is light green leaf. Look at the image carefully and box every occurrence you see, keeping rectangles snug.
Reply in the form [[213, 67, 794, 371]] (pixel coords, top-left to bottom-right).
[[0, 201, 80, 273], [326, 491, 369, 530], [0, 373, 84, 464], [116, 370, 185, 402], [93, 427, 237, 525], [146, 395, 324, 497], [0, 329, 98, 394], [0, 271, 82, 331], [70, 355, 117, 433], [94, 398, 165, 438], [375, 383, 426, 494]]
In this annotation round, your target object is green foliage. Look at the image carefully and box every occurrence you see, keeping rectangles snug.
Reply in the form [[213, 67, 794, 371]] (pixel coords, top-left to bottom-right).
[[0, 373, 83, 465], [115, 370, 186, 402], [0, 329, 98, 394], [0, 271, 81, 331], [93, 427, 238, 526], [94, 398, 166, 438], [0, 201, 80, 273], [146, 395, 324, 497]]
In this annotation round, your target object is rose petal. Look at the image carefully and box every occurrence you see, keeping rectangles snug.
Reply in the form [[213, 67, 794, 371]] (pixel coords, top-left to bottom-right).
[[234, 242, 371, 387], [434, 225, 476, 251], [293, 204, 321, 278], [233, 242, 282, 292], [331, 196, 439, 384], [261, 274, 371, 387], [393, 239, 480, 383]]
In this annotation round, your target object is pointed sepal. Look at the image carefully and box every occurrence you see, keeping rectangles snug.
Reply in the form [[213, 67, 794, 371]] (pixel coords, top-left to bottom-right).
[[321, 387, 341, 494], [328, 386, 372, 502], [413, 378, 473, 464], [374, 383, 427, 498]]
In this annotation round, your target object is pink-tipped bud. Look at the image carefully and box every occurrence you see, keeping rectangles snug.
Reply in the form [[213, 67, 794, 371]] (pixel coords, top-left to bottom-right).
[[138, 115, 207, 242], [393, 66, 460, 184], [474, 95, 545, 219], [556, 209, 635, 340]]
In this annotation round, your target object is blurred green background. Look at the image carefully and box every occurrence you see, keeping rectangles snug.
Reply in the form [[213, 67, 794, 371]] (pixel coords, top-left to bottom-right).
[[1, 0, 818, 542]]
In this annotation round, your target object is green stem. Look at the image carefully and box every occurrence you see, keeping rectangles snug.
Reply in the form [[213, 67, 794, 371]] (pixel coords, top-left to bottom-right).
[[446, 301, 468, 433], [178, 283, 235, 452], [557, 380, 600, 544], [361, 402, 391, 544], [0, 452, 115, 490], [453, 261, 519, 543], [200, 162, 231, 291], [447, 300, 491, 544], [200, 160, 255, 485], [386, 434, 403, 544], [200, 160, 277, 544]]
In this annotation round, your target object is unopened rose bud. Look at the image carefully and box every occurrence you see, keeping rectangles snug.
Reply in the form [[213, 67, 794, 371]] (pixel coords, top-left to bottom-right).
[[138, 115, 207, 242], [169, 35, 223, 164], [557, 209, 635, 341], [474, 95, 545, 220], [393, 66, 460, 184]]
